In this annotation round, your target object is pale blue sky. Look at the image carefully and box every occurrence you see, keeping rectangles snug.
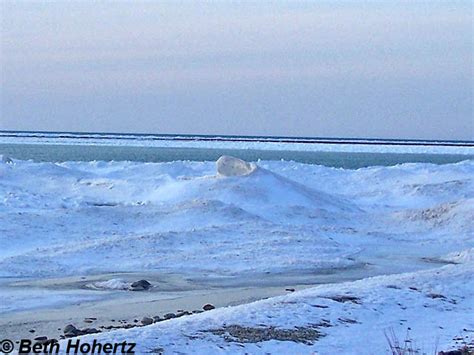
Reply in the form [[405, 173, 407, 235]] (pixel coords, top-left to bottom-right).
[[1, 1, 472, 140]]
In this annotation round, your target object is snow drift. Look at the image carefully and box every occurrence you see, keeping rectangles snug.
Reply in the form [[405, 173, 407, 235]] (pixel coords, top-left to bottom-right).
[[0, 158, 472, 278]]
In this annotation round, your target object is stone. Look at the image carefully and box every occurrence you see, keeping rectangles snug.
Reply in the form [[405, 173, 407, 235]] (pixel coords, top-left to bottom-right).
[[163, 313, 177, 320], [130, 280, 152, 291], [64, 324, 81, 337], [141, 317, 154, 326], [203, 304, 215, 311]]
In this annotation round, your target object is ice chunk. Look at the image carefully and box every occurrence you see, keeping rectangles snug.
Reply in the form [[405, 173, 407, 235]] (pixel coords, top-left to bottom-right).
[[88, 279, 130, 290], [216, 155, 257, 177]]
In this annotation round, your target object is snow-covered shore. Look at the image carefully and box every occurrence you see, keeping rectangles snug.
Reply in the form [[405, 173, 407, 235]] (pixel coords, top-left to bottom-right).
[[62, 255, 474, 354], [0, 156, 473, 353]]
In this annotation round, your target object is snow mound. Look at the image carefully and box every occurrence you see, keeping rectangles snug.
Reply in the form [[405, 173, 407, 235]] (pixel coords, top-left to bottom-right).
[[0, 155, 13, 164], [216, 156, 257, 177], [444, 248, 474, 264]]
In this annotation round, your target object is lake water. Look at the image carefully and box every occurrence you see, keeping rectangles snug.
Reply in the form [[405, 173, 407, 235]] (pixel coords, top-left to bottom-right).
[[0, 143, 472, 169]]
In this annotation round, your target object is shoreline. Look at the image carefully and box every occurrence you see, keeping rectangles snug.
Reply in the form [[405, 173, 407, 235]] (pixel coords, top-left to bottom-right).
[[0, 257, 446, 343]]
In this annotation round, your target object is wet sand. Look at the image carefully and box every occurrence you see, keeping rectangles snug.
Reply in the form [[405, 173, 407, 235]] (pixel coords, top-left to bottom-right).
[[1, 266, 373, 342]]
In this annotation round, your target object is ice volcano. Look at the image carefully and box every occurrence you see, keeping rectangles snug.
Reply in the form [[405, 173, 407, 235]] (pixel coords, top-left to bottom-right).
[[151, 155, 358, 223]]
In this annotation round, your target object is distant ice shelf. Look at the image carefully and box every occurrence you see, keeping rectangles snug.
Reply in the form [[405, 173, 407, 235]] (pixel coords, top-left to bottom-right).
[[0, 132, 473, 155]]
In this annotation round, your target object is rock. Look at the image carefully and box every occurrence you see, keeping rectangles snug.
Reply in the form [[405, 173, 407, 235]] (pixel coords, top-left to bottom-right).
[[163, 313, 177, 320], [203, 304, 215, 311], [153, 316, 163, 322], [130, 280, 152, 291], [34, 336, 48, 341], [29, 329, 35, 333], [192, 310, 203, 314], [141, 317, 154, 325], [64, 324, 81, 337], [285, 288, 295, 292], [216, 156, 257, 177], [64, 324, 78, 333]]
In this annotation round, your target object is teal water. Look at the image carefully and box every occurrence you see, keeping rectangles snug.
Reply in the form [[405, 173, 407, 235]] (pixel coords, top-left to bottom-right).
[[0, 143, 471, 169]]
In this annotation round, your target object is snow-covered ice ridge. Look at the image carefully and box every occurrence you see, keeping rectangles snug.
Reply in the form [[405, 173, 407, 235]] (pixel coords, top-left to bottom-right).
[[0, 131, 473, 154], [1, 156, 473, 353]]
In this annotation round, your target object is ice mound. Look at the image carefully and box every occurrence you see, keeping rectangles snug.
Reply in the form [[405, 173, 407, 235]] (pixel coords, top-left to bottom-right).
[[216, 155, 257, 177]]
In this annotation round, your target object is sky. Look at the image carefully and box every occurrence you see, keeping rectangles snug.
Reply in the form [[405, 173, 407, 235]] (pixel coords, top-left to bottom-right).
[[0, 1, 472, 140]]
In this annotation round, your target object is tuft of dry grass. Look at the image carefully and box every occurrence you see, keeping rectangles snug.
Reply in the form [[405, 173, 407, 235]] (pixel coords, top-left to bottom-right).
[[385, 328, 422, 355], [385, 327, 474, 355]]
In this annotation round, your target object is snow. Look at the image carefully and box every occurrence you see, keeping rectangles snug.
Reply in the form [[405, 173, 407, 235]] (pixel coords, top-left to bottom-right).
[[0, 154, 13, 164], [60, 256, 474, 354], [0, 158, 367, 277], [0, 156, 473, 353]]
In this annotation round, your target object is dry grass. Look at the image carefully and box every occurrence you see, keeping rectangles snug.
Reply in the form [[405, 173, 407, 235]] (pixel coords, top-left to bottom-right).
[[385, 328, 432, 355]]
